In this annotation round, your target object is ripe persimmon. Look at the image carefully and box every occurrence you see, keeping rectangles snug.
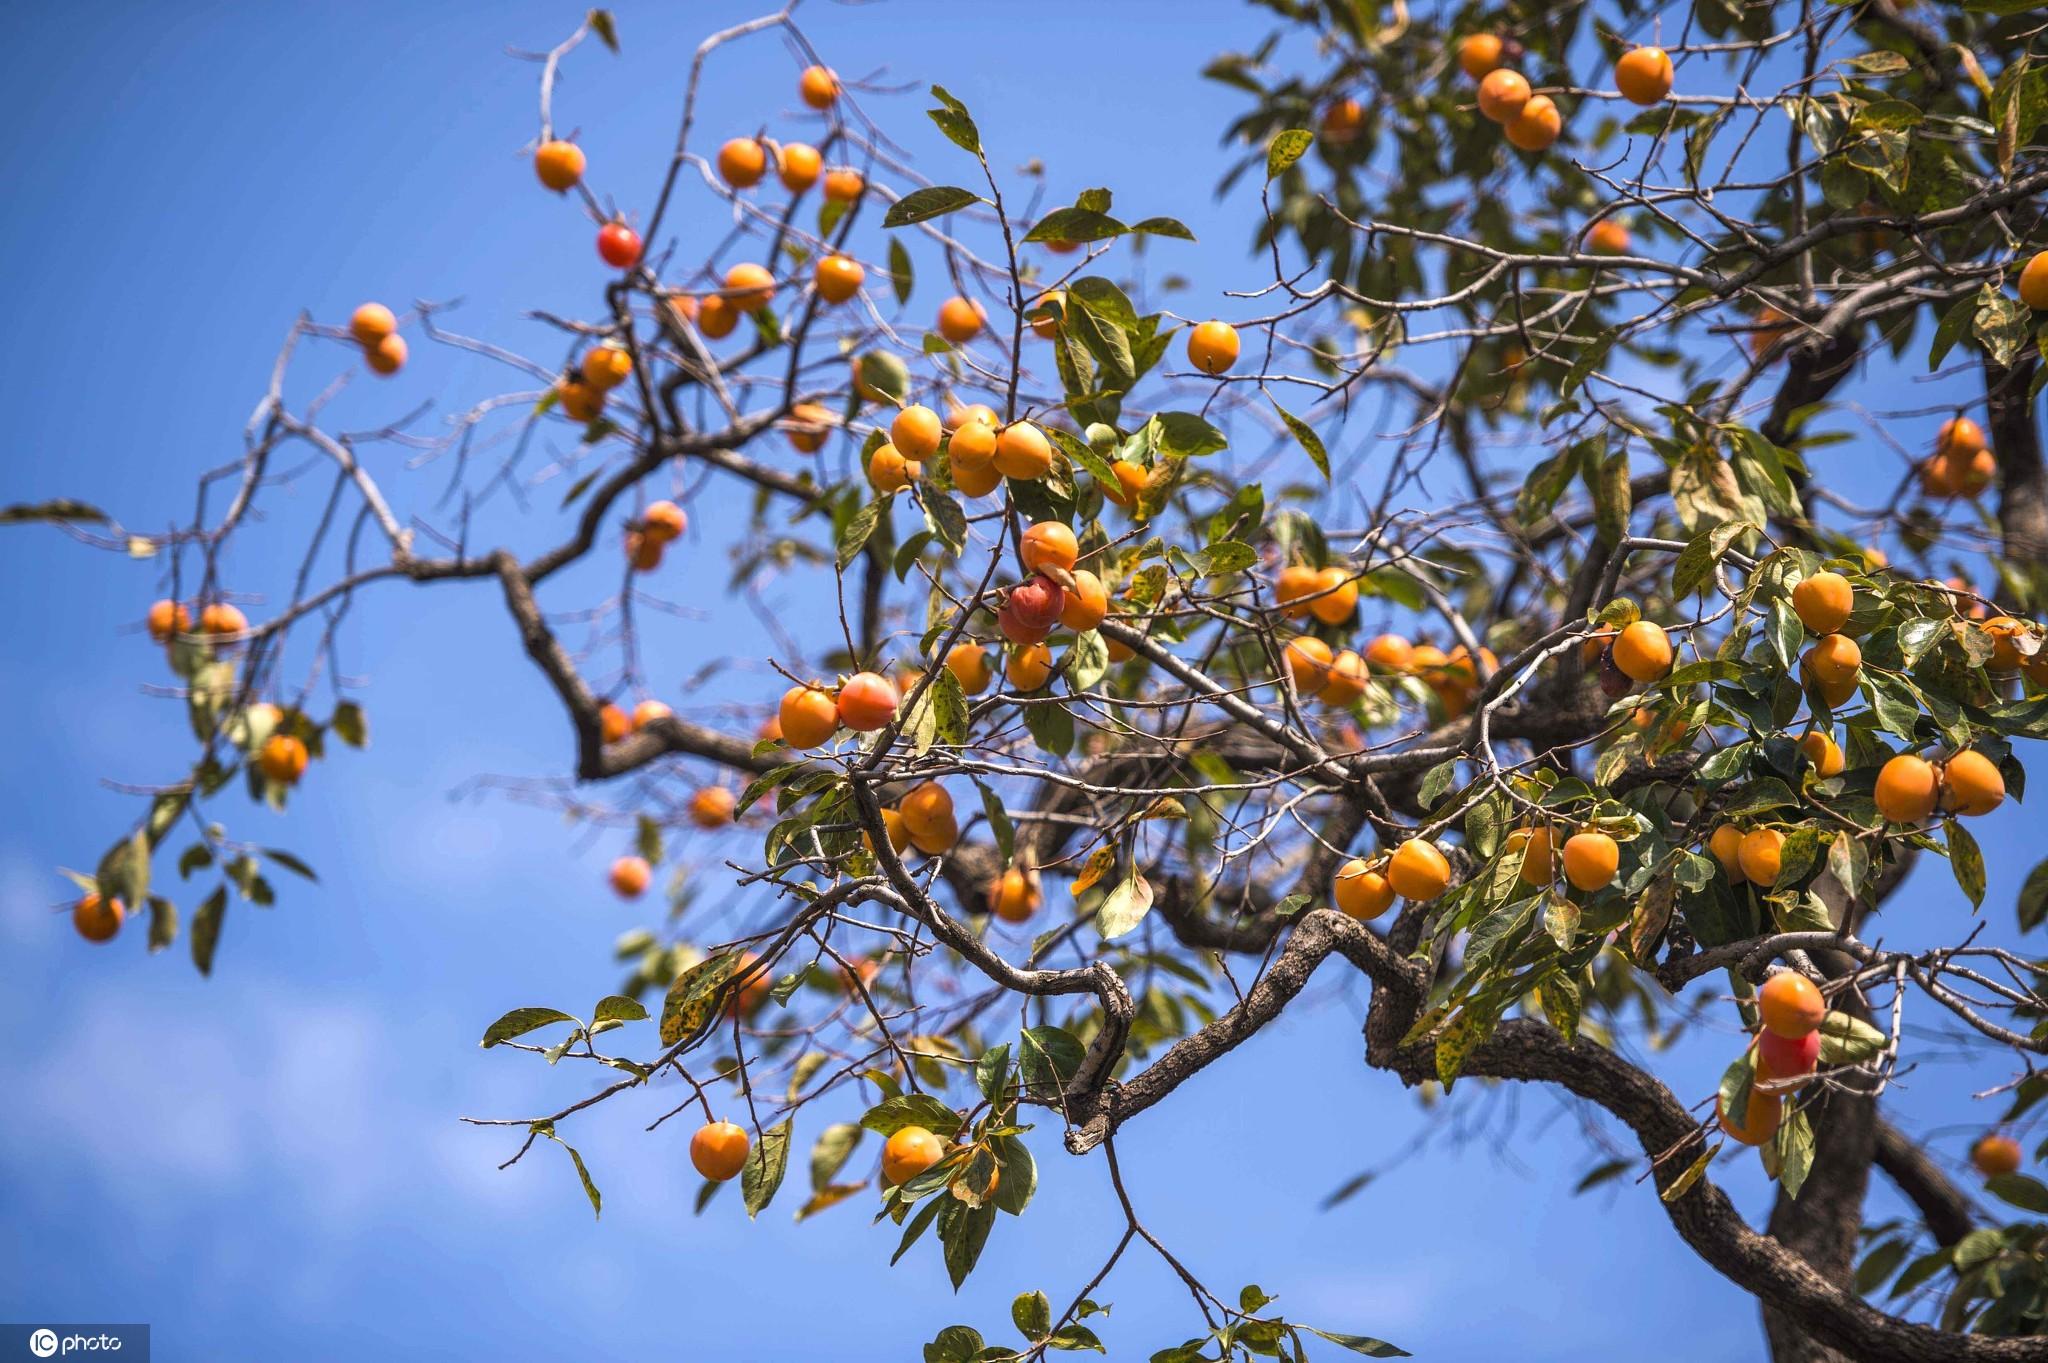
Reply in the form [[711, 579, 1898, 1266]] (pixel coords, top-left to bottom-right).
[[1322, 649, 1368, 707], [907, 811, 959, 856], [936, 296, 985, 344], [350, 302, 397, 345], [1476, 69, 1531, 123], [899, 782, 955, 843], [1737, 827, 1784, 887], [690, 786, 735, 830], [1275, 565, 1320, 618], [365, 333, 407, 375], [717, 138, 767, 188], [1615, 46, 1674, 105], [778, 141, 822, 193], [1585, 220, 1630, 255], [643, 500, 686, 541], [200, 602, 248, 636], [1365, 633, 1414, 672], [1186, 320, 1240, 375], [954, 459, 1003, 498], [1503, 95, 1562, 151], [610, 855, 652, 899], [786, 403, 834, 453], [1021, 521, 1079, 574], [868, 807, 913, 856], [1792, 571, 1854, 635], [1060, 570, 1109, 632], [1611, 621, 1672, 682], [816, 254, 864, 304], [1562, 830, 1619, 891], [1334, 858, 1395, 919], [73, 892, 124, 943], [1875, 753, 1938, 823], [1007, 642, 1054, 691], [1102, 458, 1148, 508], [1757, 1028, 1821, 1080], [1799, 730, 1844, 778], [1028, 291, 1064, 339], [1973, 1134, 2023, 1178], [1510, 825, 1556, 886], [988, 867, 1041, 922], [257, 733, 309, 784], [1005, 574, 1066, 634], [949, 417, 998, 472], [723, 263, 775, 312], [993, 422, 1053, 480], [596, 221, 642, 269], [1320, 97, 1366, 144], [580, 343, 632, 392], [1937, 416, 1986, 458], [2021, 251, 2048, 310], [600, 702, 632, 744], [691, 1121, 750, 1181], [1457, 34, 1504, 80], [1719, 1087, 1782, 1146], [779, 685, 840, 749], [836, 672, 899, 731], [868, 443, 920, 493], [1758, 972, 1825, 1038], [1310, 566, 1358, 625], [1982, 616, 2027, 672], [633, 699, 672, 729], [534, 139, 585, 191], [891, 405, 943, 461], [798, 65, 839, 109], [1941, 749, 2006, 817], [883, 1126, 946, 1185], [1708, 824, 1747, 882], [822, 167, 864, 202], [946, 642, 993, 695], [625, 529, 663, 572], [696, 294, 739, 339], [1283, 636, 1333, 696], [147, 599, 191, 642], [1387, 838, 1452, 900]]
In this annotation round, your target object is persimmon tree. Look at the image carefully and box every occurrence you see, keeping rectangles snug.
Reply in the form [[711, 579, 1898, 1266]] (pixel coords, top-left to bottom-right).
[[18, 2, 2048, 1359]]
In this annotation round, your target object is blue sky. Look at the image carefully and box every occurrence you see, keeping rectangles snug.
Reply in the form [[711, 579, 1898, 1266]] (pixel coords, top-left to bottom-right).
[[0, 3, 2040, 1360]]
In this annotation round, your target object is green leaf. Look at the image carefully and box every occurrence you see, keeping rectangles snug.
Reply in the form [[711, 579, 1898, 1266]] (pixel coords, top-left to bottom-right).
[[809, 1122, 863, 1191], [1271, 400, 1329, 479], [1856, 1238, 1910, 1295], [860, 1092, 959, 1137], [1774, 1105, 1816, 1199], [1818, 1009, 1888, 1065], [883, 186, 982, 228], [1152, 411, 1227, 458], [331, 700, 368, 748], [976, 781, 1015, 865], [1946, 817, 1986, 908], [0, 498, 109, 525], [145, 895, 177, 953], [1018, 1025, 1085, 1101], [923, 1325, 983, 1363], [592, 995, 647, 1027], [1014, 1290, 1053, 1341], [1096, 869, 1154, 940], [1301, 1327, 1411, 1358], [659, 952, 743, 1046], [838, 499, 883, 569], [1988, 1173, 2048, 1214], [538, 1124, 602, 1219], [95, 830, 151, 914], [1026, 207, 1126, 244], [927, 85, 982, 155], [1929, 295, 1977, 372], [190, 884, 225, 976], [2019, 857, 2048, 932], [887, 236, 914, 305], [1266, 129, 1313, 179], [939, 1197, 997, 1288], [1129, 216, 1195, 241], [261, 848, 318, 882], [993, 1133, 1036, 1215], [742, 1117, 792, 1218], [1574, 1158, 1632, 1194], [585, 9, 618, 52], [481, 1006, 578, 1048]]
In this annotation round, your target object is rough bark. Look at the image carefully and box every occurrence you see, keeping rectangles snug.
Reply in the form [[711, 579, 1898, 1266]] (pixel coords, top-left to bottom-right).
[[1986, 354, 2048, 567]]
